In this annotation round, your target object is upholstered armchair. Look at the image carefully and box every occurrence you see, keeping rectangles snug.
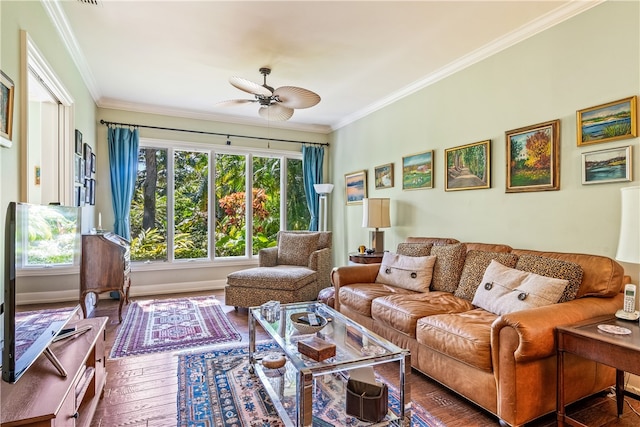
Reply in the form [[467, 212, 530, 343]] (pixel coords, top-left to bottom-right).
[[225, 231, 333, 308]]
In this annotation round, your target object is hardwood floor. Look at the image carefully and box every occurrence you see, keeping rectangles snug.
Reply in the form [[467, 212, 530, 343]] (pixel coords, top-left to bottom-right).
[[20, 291, 640, 427]]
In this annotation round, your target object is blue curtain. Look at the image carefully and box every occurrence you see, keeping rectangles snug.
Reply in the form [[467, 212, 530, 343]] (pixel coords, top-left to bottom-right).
[[302, 145, 324, 231], [108, 126, 139, 240]]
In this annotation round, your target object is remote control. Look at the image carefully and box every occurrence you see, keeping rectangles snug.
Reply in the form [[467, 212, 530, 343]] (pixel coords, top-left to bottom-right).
[[307, 312, 320, 326]]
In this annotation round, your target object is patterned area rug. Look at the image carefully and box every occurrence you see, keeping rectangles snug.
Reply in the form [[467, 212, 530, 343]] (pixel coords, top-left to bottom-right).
[[110, 296, 241, 359], [15, 307, 77, 360], [177, 342, 446, 427]]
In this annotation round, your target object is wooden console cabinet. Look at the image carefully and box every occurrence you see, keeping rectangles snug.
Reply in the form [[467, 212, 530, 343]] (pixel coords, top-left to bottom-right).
[[80, 233, 131, 322], [1, 317, 108, 427]]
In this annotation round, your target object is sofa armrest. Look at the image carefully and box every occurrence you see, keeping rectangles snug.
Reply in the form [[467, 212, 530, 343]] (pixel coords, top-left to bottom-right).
[[309, 247, 332, 291], [330, 264, 380, 310], [259, 247, 278, 267], [491, 293, 624, 363]]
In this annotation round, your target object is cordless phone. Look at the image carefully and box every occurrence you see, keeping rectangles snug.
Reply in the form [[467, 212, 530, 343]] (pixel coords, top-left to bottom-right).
[[615, 284, 639, 320]]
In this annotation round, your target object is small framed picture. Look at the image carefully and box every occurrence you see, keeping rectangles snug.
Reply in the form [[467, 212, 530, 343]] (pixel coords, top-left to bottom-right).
[[402, 150, 433, 190], [345, 170, 367, 205], [374, 163, 394, 189], [75, 156, 83, 183], [582, 146, 632, 185], [85, 179, 91, 204], [506, 119, 560, 193], [90, 152, 96, 174], [577, 96, 637, 146], [75, 129, 83, 154], [89, 179, 96, 205], [84, 143, 92, 177], [0, 70, 15, 146], [445, 140, 491, 191]]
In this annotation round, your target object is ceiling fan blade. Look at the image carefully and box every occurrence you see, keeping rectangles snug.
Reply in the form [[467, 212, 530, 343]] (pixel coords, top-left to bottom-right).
[[215, 99, 256, 107], [229, 76, 273, 97], [273, 86, 321, 109], [258, 104, 294, 121]]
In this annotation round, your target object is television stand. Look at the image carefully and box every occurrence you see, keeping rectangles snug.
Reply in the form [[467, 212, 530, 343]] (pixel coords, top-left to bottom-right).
[[1, 317, 107, 427]]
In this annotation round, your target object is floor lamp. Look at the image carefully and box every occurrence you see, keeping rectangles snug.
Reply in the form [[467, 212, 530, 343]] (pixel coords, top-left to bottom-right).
[[314, 183, 334, 232]]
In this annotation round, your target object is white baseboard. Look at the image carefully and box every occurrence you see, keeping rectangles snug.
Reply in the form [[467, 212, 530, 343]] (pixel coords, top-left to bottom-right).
[[17, 279, 227, 305]]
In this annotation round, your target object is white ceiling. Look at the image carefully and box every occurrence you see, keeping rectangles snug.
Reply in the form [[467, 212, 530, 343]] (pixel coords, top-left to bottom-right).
[[46, 0, 602, 133]]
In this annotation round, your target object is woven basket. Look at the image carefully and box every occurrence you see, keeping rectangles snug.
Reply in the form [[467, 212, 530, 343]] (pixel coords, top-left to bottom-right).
[[290, 312, 327, 334]]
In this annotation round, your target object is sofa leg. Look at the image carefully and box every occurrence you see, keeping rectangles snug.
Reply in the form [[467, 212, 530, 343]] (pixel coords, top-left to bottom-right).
[[234, 306, 238, 312]]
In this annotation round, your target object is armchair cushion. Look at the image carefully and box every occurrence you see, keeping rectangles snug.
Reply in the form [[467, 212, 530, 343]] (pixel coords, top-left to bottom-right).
[[277, 232, 320, 266]]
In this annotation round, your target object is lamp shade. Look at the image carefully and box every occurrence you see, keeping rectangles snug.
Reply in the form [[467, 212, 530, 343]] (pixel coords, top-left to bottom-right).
[[362, 198, 390, 229], [616, 186, 640, 264], [314, 183, 334, 195]]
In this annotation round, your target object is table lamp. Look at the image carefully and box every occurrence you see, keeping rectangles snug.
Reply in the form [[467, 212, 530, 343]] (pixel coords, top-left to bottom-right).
[[362, 198, 390, 253], [616, 185, 640, 280], [314, 183, 334, 232]]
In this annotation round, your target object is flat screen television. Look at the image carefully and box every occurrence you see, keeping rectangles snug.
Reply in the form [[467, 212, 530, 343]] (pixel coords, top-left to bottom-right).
[[2, 202, 82, 383]]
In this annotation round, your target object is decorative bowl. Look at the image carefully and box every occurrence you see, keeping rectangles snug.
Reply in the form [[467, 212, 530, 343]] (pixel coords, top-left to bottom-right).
[[290, 312, 328, 334]]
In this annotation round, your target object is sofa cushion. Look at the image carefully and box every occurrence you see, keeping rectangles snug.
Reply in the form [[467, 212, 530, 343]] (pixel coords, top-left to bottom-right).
[[372, 292, 474, 337], [226, 266, 316, 291], [338, 283, 414, 317], [396, 242, 433, 257], [454, 250, 519, 301], [375, 252, 437, 292], [430, 243, 467, 292], [472, 260, 568, 315], [416, 308, 497, 372], [515, 254, 583, 302], [277, 232, 320, 266]]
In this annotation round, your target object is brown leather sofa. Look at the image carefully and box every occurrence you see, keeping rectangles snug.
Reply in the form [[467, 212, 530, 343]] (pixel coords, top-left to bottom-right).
[[331, 237, 627, 427]]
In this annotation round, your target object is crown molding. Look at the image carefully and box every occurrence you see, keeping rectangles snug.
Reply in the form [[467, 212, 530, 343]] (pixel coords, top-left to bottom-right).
[[332, 0, 605, 131]]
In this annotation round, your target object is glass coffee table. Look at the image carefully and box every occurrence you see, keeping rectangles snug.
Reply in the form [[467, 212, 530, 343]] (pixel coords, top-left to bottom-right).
[[249, 301, 410, 426]]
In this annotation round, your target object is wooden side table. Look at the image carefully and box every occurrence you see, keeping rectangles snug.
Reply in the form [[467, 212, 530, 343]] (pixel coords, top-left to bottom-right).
[[556, 315, 640, 426], [349, 252, 384, 264]]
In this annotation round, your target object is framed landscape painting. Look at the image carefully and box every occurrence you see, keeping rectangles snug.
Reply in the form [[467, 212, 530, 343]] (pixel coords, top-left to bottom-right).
[[374, 163, 394, 189], [582, 145, 632, 185], [506, 119, 560, 193], [577, 96, 637, 146], [402, 150, 433, 190], [444, 140, 490, 191], [345, 170, 367, 205], [0, 70, 15, 146]]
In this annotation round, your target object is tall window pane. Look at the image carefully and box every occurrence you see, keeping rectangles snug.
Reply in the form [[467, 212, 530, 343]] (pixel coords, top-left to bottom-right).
[[287, 158, 310, 230], [174, 150, 209, 260], [252, 156, 281, 254], [130, 147, 168, 261], [215, 153, 247, 257]]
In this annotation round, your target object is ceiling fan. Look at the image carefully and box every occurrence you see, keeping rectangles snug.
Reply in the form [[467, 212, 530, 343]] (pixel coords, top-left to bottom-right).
[[218, 67, 321, 121]]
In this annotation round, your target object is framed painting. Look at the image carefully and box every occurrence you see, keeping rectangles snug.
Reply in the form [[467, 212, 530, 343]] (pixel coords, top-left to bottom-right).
[[444, 140, 491, 191], [506, 119, 560, 193], [75, 130, 83, 154], [402, 150, 433, 190], [345, 170, 367, 205], [577, 96, 637, 146], [84, 143, 92, 177], [582, 145, 632, 185], [0, 70, 15, 146], [374, 163, 394, 189]]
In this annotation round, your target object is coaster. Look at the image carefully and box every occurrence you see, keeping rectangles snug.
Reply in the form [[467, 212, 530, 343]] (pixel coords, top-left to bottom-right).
[[597, 324, 632, 335], [262, 353, 286, 369]]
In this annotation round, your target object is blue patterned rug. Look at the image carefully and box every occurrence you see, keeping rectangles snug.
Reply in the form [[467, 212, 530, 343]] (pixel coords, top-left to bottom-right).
[[177, 341, 445, 426]]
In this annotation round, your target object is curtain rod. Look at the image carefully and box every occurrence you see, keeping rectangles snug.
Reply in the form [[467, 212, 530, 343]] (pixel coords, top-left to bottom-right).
[[99, 120, 329, 147]]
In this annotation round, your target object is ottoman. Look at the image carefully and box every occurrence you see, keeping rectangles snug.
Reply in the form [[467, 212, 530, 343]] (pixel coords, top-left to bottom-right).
[[225, 265, 318, 308]]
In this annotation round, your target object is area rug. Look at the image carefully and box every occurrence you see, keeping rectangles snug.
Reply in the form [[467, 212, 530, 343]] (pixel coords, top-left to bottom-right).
[[110, 296, 241, 359], [177, 341, 446, 427]]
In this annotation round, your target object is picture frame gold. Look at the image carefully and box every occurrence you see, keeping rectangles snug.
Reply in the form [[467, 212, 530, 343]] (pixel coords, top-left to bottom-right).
[[445, 140, 491, 191], [0, 70, 15, 146], [402, 150, 433, 190], [506, 119, 560, 193], [374, 163, 394, 189], [577, 96, 637, 146], [345, 170, 367, 205]]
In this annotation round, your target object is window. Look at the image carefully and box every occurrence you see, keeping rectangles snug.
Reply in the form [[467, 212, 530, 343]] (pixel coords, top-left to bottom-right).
[[130, 140, 308, 263]]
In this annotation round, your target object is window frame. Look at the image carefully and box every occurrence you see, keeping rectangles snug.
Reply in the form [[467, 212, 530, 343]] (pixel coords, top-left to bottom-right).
[[132, 137, 303, 268]]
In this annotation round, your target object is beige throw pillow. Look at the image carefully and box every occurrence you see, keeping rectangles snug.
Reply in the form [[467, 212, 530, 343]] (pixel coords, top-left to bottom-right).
[[375, 252, 437, 292], [277, 232, 320, 266], [472, 260, 569, 315]]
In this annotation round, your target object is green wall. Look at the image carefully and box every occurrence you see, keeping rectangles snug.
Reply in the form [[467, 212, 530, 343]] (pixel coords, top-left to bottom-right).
[[329, 0, 640, 283]]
